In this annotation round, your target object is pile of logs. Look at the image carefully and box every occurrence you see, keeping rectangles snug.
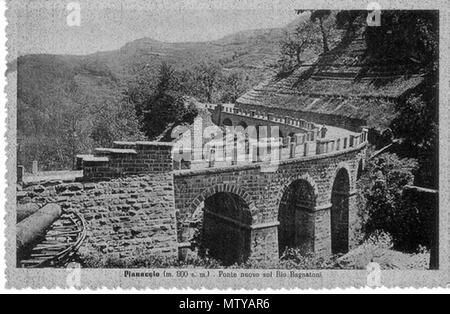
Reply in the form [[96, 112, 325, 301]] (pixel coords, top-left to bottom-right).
[[17, 203, 86, 268]]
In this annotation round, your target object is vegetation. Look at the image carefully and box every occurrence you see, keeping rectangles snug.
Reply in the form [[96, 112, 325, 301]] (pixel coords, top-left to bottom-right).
[[80, 247, 340, 270], [16, 23, 297, 171], [16, 56, 145, 171], [278, 11, 344, 72], [125, 61, 252, 139], [338, 10, 438, 189], [310, 10, 333, 53], [125, 62, 197, 139], [356, 153, 435, 253], [279, 22, 317, 71], [80, 250, 222, 269]]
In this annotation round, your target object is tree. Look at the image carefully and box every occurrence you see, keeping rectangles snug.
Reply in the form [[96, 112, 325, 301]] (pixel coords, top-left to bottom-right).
[[375, 11, 439, 188], [194, 62, 222, 103], [129, 62, 198, 139], [280, 22, 317, 67], [310, 10, 332, 53], [155, 62, 177, 95], [364, 11, 438, 64], [60, 81, 93, 169], [335, 10, 366, 32], [219, 71, 246, 103], [360, 153, 420, 251], [91, 100, 145, 148]]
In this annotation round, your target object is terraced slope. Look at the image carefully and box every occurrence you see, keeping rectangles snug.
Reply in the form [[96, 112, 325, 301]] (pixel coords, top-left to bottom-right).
[[237, 32, 426, 130]]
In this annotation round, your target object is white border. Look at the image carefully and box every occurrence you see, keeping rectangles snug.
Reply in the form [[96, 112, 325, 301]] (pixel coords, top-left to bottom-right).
[[1, 0, 449, 292]]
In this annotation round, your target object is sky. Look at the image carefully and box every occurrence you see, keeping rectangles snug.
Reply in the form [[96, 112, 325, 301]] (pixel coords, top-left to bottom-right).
[[10, 0, 301, 56]]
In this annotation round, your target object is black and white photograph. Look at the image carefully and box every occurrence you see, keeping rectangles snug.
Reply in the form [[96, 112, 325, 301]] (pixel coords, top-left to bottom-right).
[[2, 0, 449, 291]]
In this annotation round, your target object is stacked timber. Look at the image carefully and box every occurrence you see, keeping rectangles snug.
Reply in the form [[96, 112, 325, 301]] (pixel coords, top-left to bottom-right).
[[16, 203, 86, 268]]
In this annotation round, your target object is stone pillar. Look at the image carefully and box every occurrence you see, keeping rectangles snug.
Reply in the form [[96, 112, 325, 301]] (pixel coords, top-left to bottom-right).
[[362, 128, 369, 143], [32, 161, 38, 175], [316, 141, 324, 155], [313, 204, 333, 257], [252, 144, 258, 163], [244, 137, 250, 156], [232, 147, 238, 166], [75, 156, 84, 170], [289, 140, 296, 158], [330, 140, 335, 153], [209, 146, 216, 168], [349, 135, 355, 148], [249, 222, 280, 262]]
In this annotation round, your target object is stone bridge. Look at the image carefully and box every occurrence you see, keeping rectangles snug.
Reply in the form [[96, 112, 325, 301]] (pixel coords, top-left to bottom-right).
[[17, 106, 368, 265], [173, 143, 366, 264]]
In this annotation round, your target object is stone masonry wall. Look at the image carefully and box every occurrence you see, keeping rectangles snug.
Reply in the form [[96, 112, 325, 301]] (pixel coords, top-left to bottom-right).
[[219, 112, 309, 138], [19, 174, 178, 260], [83, 142, 174, 181], [237, 103, 365, 133], [19, 142, 179, 261]]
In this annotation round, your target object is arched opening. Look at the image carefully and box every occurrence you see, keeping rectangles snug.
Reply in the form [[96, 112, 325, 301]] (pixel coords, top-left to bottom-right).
[[235, 121, 248, 139], [222, 118, 233, 127], [331, 168, 350, 255], [201, 192, 252, 266], [278, 179, 317, 256], [238, 121, 248, 130]]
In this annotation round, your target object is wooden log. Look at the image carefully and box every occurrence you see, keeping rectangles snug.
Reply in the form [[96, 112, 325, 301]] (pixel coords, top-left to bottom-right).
[[16, 203, 40, 223], [16, 204, 62, 254]]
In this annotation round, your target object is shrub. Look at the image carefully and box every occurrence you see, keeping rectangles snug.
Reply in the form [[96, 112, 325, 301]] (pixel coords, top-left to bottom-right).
[[364, 230, 394, 251], [358, 153, 423, 252], [79, 249, 221, 269], [79, 247, 340, 270], [229, 248, 339, 270], [279, 248, 339, 270], [397, 187, 438, 252]]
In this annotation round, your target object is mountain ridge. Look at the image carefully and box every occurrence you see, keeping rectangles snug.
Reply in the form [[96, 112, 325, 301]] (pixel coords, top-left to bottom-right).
[[16, 17, 310, 170]]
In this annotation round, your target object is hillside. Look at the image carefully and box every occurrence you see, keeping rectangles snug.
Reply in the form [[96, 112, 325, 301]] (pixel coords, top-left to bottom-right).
[[94, 27, 287, 80], [237, 29, 427, 131], [15, 16, 309, 171]]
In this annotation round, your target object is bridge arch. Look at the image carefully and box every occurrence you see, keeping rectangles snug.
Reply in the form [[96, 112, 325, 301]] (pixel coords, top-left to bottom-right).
[[330, 166, 351, 255], [331, 162, 353, 193], [238, 121, 248, 129], [222, 118, 233, 127], [277, 174, 319, 204], [189, 185, 254, 266], [190, 184, 254, 214], [277, 174, 319, 256]]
